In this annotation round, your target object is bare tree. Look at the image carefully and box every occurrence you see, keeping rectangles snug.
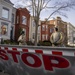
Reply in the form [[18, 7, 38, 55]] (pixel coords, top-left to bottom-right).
[[15, 0, 75, 46]]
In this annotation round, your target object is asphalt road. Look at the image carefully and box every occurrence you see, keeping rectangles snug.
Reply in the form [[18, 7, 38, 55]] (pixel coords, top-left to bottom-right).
[[0, 72, 9, 75]]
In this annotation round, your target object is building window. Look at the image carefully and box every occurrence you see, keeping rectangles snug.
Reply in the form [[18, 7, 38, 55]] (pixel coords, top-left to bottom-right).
[[33, 33, 35, 39], [50, 28, 54, 33], [17, 16, 19, 24], [2, 7, 9, 19], [38, 35, 40, 41], [32, 20, 35, 27], [38, 26, 40, 33], [57, 21, 60, 24], [54, 21, 55, 25], [46, 25, 48, 31], [12, 14, 14, 24], [42, 25, 45, 31], [46, 34, 48, 40], [64, 25, 66, 29], [22, 16, 27, 25], [46, 25, 48, 29], [1, 22, 8, 35], [42, 35, 45, 41]]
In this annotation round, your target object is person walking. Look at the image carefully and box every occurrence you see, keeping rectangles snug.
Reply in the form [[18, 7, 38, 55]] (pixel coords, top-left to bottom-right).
[[50, 27, 64, 47], [18, 31, 27, 45]]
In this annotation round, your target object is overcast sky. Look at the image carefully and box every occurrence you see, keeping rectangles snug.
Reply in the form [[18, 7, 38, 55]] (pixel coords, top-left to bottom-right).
[[10, 0, 75, 26]]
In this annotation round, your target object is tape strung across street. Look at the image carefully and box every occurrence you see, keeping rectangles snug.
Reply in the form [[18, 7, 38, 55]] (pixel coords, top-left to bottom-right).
[[0, 45, 75, 75]]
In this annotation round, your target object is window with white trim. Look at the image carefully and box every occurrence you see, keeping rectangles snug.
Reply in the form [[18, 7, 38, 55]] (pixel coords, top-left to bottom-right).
[[33, 33, 35, 39], [42, 34, 45, 41], [22, 16, 27, 25], [12, 14, 14, 24], [38, 26, 40, 33], [46, 25, 48, 31], [2, 7, 9, 19], [50, 28, 54, 33], [42, 25, 45, 31], [32, 20, 35, 27], [46, 34, 48, 40]]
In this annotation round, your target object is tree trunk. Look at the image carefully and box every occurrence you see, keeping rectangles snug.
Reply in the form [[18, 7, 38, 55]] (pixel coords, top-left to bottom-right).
[[34, 23, 38, 46]]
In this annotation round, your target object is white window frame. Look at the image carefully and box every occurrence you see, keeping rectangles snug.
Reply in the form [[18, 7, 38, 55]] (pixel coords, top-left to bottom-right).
[[42, 25, 45, 31], [46, 25, 48, 31], [50, 28, 53, 33], [46, 34, 48, 40], [32, 33, 35, 39], [42, 34, 45, 41], [2, 7, 9, 19], [32, 20, 35, 27], [12, 13, 14, 24], [46, 25, 48, 29], [38, 26, 40, 33], [22, 16, 27, 25]]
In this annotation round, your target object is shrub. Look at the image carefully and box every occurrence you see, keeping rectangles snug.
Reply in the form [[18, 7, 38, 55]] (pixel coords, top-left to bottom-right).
[[26, 41, 34, 45], [3, 40, 18, 45], [38, 40, 52, 46], [4, 40, 10, 44]]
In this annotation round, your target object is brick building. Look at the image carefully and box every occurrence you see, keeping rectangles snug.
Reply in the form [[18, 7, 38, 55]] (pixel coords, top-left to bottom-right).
[[55, 17, 67, 45], [41, 17, 67, 45], [41, 20, 55, 41], [15, 8, 30, 41]]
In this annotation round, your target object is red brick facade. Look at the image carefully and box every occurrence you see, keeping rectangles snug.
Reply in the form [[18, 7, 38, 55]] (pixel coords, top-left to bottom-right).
[[15, 8, 30, 41], [41, 17, 67, 45], [41, 21, 55, 41]]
